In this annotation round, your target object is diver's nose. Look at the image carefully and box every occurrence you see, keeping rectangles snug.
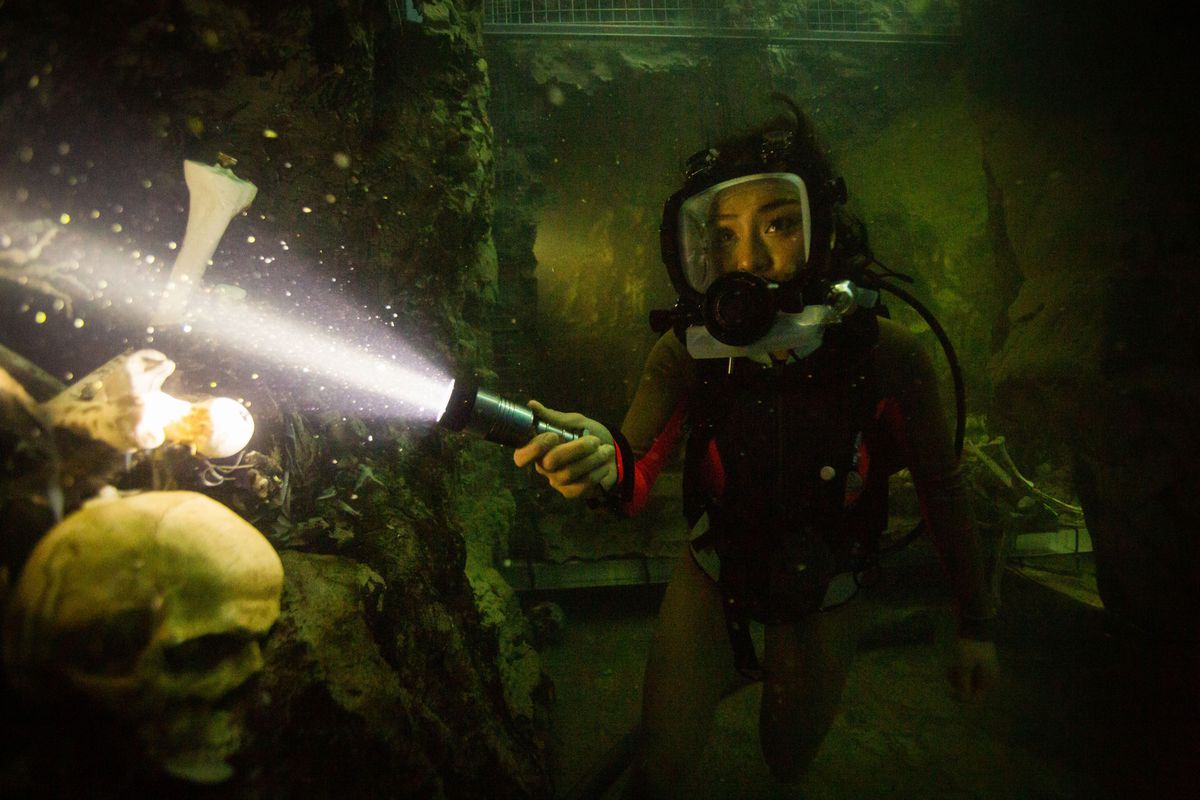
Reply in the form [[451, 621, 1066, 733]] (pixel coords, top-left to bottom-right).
[[734, 231, 771, 274]]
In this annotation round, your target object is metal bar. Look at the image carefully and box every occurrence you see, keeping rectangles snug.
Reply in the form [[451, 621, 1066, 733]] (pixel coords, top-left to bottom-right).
[[483, 23, 958, 44]]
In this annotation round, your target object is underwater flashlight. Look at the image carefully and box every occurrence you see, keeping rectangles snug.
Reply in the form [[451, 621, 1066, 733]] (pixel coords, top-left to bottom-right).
[[438, 380, 580, 448]]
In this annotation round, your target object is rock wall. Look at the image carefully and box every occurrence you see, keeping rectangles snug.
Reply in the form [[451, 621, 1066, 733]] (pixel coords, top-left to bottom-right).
[[961, 0, 1199, 652], [0, 1, 549, 796]]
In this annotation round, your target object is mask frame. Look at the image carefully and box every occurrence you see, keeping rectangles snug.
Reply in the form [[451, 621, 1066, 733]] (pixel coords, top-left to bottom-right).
[[654, 128, 848, 341]]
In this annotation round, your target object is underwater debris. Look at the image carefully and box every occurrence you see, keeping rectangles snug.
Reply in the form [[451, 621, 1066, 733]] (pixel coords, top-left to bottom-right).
[[41, 349, 254, 458], [0, 220, 90, 317], [152, 159, 257, 326]]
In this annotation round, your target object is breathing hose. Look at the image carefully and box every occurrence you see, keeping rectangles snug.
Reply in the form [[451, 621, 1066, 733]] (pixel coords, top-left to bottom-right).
[[869, 275, 967, 556]]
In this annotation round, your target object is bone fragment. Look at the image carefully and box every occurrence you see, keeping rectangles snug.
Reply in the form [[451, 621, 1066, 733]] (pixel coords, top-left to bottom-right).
[[152, 160, 257, 325]]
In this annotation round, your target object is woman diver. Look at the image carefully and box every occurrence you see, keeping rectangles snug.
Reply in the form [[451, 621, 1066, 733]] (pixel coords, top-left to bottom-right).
[[514, 98, 999, 797]]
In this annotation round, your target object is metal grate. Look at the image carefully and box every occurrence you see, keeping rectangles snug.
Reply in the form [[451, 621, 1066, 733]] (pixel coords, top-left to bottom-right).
[[483, 1, 961, 43]]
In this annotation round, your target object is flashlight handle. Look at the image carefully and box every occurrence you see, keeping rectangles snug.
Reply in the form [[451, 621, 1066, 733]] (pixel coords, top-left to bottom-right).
[[533, 420, 580, 443], [446, 386, 583, 448]]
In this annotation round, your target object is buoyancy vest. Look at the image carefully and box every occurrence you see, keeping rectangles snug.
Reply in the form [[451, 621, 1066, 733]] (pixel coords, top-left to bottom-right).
[[682, 309, 889, 626]]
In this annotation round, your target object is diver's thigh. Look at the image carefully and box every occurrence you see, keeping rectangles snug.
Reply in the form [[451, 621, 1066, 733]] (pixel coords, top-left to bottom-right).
[[758, 602, 864, 781], [635, 546, 734, 794]]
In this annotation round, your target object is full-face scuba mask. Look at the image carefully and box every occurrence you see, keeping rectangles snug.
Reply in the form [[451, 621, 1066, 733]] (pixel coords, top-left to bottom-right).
[[652, 117, 878, 359]]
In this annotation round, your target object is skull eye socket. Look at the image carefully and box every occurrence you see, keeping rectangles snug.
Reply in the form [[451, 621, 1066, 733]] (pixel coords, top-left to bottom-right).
[[53, 607, 156, 675], [162, 632, 257, 673]]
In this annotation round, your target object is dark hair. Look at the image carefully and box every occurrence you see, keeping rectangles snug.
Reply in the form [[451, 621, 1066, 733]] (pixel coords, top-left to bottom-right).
[[706, 96, 836, 190]]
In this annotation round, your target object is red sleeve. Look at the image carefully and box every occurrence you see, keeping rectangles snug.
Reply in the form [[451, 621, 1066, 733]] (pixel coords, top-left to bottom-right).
[[618, 400, 687, 516]]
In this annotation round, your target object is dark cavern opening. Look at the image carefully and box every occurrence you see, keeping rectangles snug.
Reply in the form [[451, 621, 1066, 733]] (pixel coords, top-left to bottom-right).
[[1, 2, 1195, 798]]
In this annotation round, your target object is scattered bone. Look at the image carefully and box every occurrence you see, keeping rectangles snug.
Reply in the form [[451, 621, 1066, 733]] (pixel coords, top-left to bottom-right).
[[40, 350, 254, 457]]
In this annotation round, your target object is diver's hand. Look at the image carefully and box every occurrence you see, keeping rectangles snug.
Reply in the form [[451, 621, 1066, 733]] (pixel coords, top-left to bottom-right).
[[948, 638, 999, 702], [513, 401, 616, 499]]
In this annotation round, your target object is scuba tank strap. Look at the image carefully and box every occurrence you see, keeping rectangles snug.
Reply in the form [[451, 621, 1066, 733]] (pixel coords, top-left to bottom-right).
[[722, 592, 763, 681], [688, 514, 762, 680]]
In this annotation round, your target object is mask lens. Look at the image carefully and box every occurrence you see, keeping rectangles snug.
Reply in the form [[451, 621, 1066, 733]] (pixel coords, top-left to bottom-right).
[[677, 173, 811, 293]]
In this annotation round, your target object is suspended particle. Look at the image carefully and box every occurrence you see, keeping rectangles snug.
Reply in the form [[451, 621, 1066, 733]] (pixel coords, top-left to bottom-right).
[[18, 146, 33, 163], [263, 129, 279, 139], [325, 194, 337, 204], [57, 142, 71, 156], [333, 152, 351, 169], [141, 179, 153, 189], [302, 206, 312, 214], [28, 75, 39, 89], [73, 318, 84, 329], [111, 223, 123, 233], [59, 213, 70, 224], [90, 209, 100, 219], [34, 311, 46, 324], [168, 241, 177, 249], [247, 235, 256, 243]]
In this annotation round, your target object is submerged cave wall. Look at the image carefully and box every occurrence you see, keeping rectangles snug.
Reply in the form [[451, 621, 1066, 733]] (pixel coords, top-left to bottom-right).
[[0, 1, 549, 797], [961, 0, 1199, 656]]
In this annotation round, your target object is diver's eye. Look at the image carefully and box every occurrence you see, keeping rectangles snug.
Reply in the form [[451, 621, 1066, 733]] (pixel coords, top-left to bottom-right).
[[710, 226, 738, 248], [765, 214, 802, 236]]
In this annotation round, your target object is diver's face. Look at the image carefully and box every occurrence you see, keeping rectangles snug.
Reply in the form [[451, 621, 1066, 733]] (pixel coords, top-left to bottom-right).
[[707, 178, 807, 283]]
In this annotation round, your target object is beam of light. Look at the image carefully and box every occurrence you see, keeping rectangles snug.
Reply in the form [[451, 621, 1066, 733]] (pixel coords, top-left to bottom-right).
[[180, 289, 456, 421], [0, 215, 456, 423]]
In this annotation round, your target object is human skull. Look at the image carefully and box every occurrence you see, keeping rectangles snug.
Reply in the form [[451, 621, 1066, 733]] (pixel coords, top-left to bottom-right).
[[3, 491, 283, 783]]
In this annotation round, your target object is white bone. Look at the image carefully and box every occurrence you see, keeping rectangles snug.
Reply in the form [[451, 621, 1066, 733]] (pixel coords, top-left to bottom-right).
[[152, 161, 257, 325], [39, 350, 254, 457]]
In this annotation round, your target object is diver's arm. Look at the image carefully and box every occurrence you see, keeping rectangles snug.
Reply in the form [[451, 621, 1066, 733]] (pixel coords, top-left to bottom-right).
[[513, 333, 693, 506], [878, 320, 999, 637], [610, 332, 695, 515]]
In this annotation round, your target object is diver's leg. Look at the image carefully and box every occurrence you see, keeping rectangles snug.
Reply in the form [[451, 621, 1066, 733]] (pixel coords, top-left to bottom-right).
[[629, 545, 736, 799], [758, 601, 863, 783]]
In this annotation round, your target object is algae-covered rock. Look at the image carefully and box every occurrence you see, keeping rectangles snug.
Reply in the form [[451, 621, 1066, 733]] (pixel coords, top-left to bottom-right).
[[0, 0, 550, 796]]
